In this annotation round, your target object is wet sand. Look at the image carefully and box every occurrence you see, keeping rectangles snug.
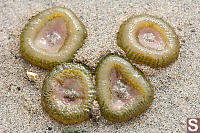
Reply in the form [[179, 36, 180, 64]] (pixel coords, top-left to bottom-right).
[[0, 0, 199, 132]]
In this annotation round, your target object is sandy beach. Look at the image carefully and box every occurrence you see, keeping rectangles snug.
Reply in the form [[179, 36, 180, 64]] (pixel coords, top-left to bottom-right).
[[0, 0, 199, 132]]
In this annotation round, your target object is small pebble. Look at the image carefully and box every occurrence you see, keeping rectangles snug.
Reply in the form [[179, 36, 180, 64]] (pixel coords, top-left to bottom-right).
[[26, 71, 38, 81]]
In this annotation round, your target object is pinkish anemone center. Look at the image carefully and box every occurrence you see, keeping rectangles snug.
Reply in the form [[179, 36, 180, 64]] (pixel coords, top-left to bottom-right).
[[34, 17, 67, 53], [51, 78, 84, 105], [138, 27, 166, 50], [110, 68, 142, 110]]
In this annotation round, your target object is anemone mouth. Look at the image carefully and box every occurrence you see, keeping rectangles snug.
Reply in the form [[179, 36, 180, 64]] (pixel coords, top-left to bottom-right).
[[34, 17, 67, 53], [110, 67, 143, 110], [51, 78, 85, 106], [138, 27, 166, 50]]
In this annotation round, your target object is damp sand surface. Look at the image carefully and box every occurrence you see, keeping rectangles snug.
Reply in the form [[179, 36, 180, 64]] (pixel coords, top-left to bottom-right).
[[0, 0, 199, 133]]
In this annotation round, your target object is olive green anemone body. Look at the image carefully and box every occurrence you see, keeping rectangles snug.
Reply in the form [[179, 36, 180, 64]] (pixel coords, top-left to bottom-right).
[[117, 15, 180, 68], [41, 63, 95, 125], [96, 55, 154, 122], [20, 7, 87, 69]]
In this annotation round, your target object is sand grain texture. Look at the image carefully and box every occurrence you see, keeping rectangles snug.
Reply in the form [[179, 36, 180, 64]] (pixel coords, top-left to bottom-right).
[[0, 0, 199, 133]]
